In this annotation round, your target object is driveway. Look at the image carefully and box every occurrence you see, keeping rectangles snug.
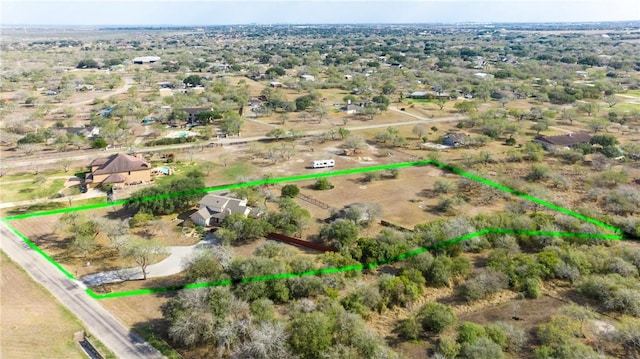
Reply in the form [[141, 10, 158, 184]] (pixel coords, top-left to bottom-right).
[[81, 237, 216, 286]]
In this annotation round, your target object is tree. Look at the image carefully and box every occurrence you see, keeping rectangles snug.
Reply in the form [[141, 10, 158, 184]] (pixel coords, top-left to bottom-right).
[[588, 119, 608, 133], [337, 127, 351, 140], [183, 251, 226, 282], [454, 101, 479, 115], [320, 219, 359, 250], [381, 81, 396, 95], [281, 184, 300, 198], [295, 95, 314, 111], [288, 312, 333, 359], [412, 124, 429, 142], [312, 103, 329, 122], [531, 122, 549, 135], [362, 105, 379, 121], [222, 213, 273, 242], [220, 112, 244, 136], [183, 75, 202, 87], [265, 66, 286, 78], [590, 134, 618, 147], [126, 170, 205, 215], [59, 213, 100, 258], [77, 59, 99, 69], [579, 102, 599, 117], [266, 128, 288, 141], [417, 302, 457, 334], [343, 135, 365, 152], [121, 240, 168, 280], [98, 218, 130, 251]]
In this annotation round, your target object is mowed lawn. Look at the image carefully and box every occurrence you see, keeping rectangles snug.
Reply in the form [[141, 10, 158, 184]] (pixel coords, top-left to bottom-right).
[[0, 178, 66, 203], [0, 252, 86, 359]]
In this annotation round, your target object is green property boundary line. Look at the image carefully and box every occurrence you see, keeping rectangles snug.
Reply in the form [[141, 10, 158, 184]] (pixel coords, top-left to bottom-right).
[[0, 159, 624, 299]]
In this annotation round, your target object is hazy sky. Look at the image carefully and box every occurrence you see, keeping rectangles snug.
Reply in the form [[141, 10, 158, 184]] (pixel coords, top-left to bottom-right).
[[2, 0, 639, 26]]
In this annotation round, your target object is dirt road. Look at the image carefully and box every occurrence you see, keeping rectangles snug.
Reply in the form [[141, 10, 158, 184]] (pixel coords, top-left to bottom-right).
[[0, 221, 164, 359], [67, 76, 134, 108]]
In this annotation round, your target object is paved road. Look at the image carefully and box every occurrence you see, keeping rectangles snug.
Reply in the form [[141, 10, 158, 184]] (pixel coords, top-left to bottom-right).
[[0, 221, 164, 359], [1, 109, 464, 171]]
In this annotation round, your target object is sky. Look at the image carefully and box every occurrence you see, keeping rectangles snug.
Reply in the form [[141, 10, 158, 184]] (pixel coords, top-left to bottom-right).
[[2, 0, 639, 26]]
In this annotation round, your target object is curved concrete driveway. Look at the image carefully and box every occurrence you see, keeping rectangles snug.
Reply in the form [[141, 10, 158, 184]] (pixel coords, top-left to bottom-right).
[[81, 238, 215, 286]]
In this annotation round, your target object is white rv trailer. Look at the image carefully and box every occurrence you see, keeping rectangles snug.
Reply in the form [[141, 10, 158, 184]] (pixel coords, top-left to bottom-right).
[[311, 159, 335, 168]]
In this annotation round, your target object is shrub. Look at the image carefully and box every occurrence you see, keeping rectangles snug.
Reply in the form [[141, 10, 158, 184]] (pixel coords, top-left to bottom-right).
[[18, 132, 46, 144], [312, 177, 334, 190], [417, 302, 457, 334], [485, 324, 508, 349], [523, 277, 542, 299], [459, 337, 505, 359], [437, 336, 461, 359], [378, 274, 422, 308], [91, 137, 108, 149], [494, 322, 527, 352], [459, 268, 509, 302], [396, 315, 421, 341], [281, 184, 300, 198], [457, 322, 487, 344], [130, 212, 153, 227]]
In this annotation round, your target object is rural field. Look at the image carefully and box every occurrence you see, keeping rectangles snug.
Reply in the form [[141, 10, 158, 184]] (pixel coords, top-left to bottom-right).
[[0, 252, 86, 359]]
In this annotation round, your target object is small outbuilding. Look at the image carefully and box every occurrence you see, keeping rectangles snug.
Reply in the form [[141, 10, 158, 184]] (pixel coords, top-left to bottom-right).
[[442, 133, 469, 147]]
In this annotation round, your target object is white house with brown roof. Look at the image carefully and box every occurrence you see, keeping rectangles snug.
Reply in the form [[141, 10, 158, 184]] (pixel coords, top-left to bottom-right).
[[85, 153, 151, 188], [190, 193, 251, 227]]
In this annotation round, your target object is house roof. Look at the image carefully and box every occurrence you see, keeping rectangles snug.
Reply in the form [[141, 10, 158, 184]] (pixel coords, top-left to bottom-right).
[[191, 207, 212, 224], [132, 56, 160, 63], [90, 153, 150, 175], [341, 104, 365, 113], [444, 133, 468, 143], [534, 132, 592, 146], [199, 194, 248, 214], [102, 173, 126, 184]]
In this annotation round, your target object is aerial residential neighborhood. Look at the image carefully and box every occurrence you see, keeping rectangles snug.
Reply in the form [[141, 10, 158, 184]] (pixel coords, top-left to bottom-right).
[[1, 1, 640, 358]]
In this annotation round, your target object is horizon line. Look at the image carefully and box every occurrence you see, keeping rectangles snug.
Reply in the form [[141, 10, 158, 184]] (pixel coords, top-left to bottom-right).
[[3, 20, 640, 28]]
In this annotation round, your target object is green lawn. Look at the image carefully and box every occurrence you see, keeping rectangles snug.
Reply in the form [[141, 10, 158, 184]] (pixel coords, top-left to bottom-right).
[[612, 102, 640, 112], [0, 168, 77, 183], [620, 89, 640, 97], [219, 161, 255, 182], [0, 178, 66, 203]]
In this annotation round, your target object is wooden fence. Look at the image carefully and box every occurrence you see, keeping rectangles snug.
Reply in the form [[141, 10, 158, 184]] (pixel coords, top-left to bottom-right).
[[267, 233, 337, 252], [298, 193, 333, 211]]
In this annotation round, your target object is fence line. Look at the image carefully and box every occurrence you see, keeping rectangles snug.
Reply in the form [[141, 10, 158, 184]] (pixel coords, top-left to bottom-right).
[[267, 232, 337, 252]]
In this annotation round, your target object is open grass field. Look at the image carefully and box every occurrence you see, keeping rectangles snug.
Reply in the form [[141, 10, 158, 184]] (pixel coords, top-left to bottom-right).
[[0, 251, 86, 359], [0, 178, 66, 203]]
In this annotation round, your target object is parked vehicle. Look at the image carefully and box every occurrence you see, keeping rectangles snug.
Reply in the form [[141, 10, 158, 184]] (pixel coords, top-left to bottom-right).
[[311, 159, 335, 168]]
